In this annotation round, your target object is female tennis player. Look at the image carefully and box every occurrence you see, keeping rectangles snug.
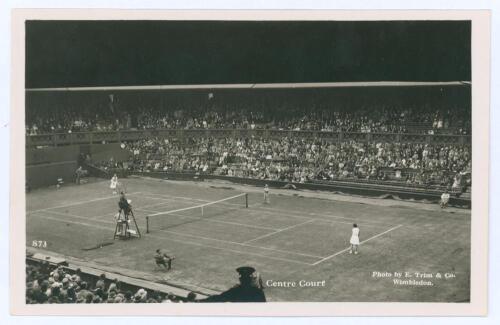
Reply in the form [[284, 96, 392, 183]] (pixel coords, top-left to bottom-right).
[[349, 223, 360, 255], [110, 174, 118, 194]]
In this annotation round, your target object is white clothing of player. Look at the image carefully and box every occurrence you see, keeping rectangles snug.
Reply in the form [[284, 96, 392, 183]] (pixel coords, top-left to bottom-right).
[[110, 176, 118, 192], [264, 185, 270, 204], [350, 227, 360, 245], [440, 192, 450, 208]]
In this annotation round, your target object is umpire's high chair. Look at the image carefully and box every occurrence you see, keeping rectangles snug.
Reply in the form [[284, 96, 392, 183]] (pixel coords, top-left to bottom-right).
[[114, 208, 141, 240]]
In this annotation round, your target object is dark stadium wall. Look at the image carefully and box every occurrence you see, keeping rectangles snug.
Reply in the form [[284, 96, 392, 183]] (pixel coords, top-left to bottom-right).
[[26, 161, 78, 189], [26, 143, 130, 188], [86, 143, 129, 162], [26, 145, 80, 165]]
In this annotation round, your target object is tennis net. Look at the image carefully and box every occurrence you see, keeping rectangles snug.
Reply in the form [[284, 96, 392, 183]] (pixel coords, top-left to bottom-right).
[[145, 193, 248, 233]]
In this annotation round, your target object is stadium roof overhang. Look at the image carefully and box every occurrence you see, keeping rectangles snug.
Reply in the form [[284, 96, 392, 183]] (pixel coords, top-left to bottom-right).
[[26, 81, 471, 92]]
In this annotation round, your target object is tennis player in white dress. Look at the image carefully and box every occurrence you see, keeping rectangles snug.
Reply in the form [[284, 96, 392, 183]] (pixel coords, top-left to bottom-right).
[[349, 223, 360, 255], [110, 174, 118, 194], [264, 184, 270, 204]]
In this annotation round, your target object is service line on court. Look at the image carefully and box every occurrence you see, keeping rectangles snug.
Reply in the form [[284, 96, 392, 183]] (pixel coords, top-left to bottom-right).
[[142, 192, 247, 209], [242, 219, 317, 244], [250, 205, 392, 228], [141, 192, 212, 203], [311, 224, 404, 266]]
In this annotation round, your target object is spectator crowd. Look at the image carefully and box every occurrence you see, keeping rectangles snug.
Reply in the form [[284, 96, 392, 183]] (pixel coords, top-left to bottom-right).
[[26, 261, 197, 304], [95, 136, 471, 191], [26, 103, 471, 136], [26, 259, 266, 304]]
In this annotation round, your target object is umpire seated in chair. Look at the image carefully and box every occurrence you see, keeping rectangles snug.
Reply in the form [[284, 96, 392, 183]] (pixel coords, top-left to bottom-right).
[[115, 192, 132, 237], [197, 266, 266, 302], [118, 192, 131, 219]]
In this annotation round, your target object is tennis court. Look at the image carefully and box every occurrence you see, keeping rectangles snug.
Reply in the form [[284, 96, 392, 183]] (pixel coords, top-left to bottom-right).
[[26, 176, 471, 302]]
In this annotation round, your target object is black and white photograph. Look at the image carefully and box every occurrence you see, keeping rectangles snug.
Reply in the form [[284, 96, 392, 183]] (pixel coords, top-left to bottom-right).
[[8, 9, 490, 316]]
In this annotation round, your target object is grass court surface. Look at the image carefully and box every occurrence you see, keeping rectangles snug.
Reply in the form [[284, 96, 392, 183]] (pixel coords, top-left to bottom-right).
[[26, 176, 470, 302]]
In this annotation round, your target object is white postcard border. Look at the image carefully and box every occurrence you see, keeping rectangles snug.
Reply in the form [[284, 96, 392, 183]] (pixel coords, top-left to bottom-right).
[[9, 9, 490, 316]]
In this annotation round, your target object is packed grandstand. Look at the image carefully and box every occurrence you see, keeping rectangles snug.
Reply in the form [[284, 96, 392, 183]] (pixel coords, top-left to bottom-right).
[[26, 104, 471, 135], [25, 84, 471, 136], [25, 85, 472, 197], [89, 137, 470, 193]]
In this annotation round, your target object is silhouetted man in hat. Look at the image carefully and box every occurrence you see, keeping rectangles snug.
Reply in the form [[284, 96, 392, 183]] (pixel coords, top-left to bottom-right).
[[198, 266, 266, 302]]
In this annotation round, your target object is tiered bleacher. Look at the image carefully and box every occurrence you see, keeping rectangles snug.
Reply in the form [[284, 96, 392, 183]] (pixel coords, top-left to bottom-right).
[[26, 103, 471, 135], [25, 85, 471, 197], [92, 137, 470, 195]]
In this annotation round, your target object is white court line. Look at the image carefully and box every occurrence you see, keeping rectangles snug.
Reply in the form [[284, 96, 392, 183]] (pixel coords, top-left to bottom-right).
[[142, 192, 211, 203], [27, 192, 142, 214], [147, 193, 246, 217], [45, 195, 173, 221], [311, 224, 404, 266], [246, 209, 359, 226], [139, 195, 244, 211], [252, 209, 387, 228], [135, 208, 162, 214], [250, 205, 391, 228], [142, 192, 245, 209], [89, 202, 182, 220], [242, 219, 317, 244], [85, 196, 193, 221], [139, 196, 180, 203], [31, 212, 314, 266]]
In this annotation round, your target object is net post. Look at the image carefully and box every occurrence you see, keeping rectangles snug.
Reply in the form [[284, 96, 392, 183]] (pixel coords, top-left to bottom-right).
[[146, 216, 149, 234], [245, 193, 248, 208]]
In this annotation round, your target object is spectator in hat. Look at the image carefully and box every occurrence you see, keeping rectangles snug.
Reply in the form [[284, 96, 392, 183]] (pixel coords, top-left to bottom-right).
[[73, 268, 82, 284], [198, 266, 266, 302], [123, 291, 133, 303], [186, 292, 197, 302], [107, 278, 119, 294], [95, 273, 106, 291], [76, 282, 92, 301], [85, 292, 94, 304], [134, 288, 148, 302]]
